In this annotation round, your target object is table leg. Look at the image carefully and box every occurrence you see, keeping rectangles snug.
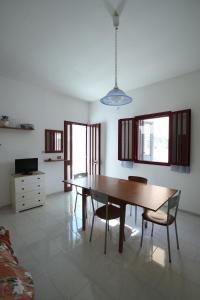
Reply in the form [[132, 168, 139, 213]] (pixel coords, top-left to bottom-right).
[[119, 204, 126, 253], [82, 188, 87, 231]]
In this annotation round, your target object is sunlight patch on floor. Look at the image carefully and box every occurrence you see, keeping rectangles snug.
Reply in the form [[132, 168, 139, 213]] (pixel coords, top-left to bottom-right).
[[152, 247, 167, 267]]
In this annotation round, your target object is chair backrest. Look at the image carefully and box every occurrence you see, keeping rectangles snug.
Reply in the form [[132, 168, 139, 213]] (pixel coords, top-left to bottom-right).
[[167, 190, 181, 219], [128, 176, 148, 184], [90, 189, 108, 205], [74, 172, 88, 179]]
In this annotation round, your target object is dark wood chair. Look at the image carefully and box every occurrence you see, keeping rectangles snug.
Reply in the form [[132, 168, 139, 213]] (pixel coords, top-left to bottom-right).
[[89, 189, 122, 254], [140, 191, 181, 263], [74, 172, 90, 213], [128, 176, 148, 224]]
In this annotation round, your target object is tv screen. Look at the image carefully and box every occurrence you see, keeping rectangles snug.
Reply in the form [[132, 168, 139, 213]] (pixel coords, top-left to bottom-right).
[[15, 158, 38, 174]]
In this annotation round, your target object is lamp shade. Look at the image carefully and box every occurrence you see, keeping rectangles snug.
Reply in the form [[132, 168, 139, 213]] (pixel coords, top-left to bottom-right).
[[100, 87, 132, 106]]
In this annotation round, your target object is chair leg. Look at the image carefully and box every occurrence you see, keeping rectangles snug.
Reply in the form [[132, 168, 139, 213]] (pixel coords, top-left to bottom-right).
[[104, 219, 108, 254], [123, 219, 126, 241], [140, 218, 144, 248], [143, 209, 148, 229], [74, 193, 78, 213], [174, 220, 180, 250], [167, 225, 171, 263], [91, 198, 95, 213], [151, 223, 154, 237], [123, 230, 126, 241], [135, 206, 137, 224], [89, 214, 95, 242], [130, 205, 132, 216]]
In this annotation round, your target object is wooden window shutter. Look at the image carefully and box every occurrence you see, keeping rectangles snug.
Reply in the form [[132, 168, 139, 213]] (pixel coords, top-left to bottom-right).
[[64, 121, 72, 192], [87, 124, 101, 175], [171, 109, 191, 166], [118, 118, 134, 161]]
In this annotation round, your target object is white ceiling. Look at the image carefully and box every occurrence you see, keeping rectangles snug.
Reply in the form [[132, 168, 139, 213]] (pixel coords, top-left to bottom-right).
[[0, 0, 200, 102]]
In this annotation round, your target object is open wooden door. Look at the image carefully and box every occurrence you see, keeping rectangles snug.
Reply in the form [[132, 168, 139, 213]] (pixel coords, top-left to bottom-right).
[[64, 121, 72, 192], [64, 122, 101, 192], [87, 124, 101, 175]]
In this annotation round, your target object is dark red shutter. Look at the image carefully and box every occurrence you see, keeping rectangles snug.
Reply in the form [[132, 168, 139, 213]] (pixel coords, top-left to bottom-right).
[[171, 109, 191, 166], [118, 118, 134, 161], [87, 124, 101, 175], [64, 121, 73, 192]]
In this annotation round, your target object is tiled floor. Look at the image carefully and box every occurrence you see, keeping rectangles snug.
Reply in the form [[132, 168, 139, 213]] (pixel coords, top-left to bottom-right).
[[1, 191, 200, 300]]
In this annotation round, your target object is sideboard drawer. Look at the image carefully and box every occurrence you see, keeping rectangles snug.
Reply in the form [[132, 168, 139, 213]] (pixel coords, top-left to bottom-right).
[[15, 176, 44, 187], [16, 189, 45, 201], [16, 196, 45, 212], [15, 183, 43, 193]]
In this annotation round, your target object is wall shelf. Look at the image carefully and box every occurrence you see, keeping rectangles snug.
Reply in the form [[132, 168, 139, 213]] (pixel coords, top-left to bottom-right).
[[44, 159, 64, 162], [0, 126, 34, 130]]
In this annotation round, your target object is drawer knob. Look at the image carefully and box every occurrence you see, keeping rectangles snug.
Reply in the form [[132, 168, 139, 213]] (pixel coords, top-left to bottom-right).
[[38, 185, 40, 187], [38, 192, 40, 194], [22, 203, 25, 206], [22, 195, 24, 198], [38, 199, 40, 202], [22, 188, 24, 190], [37, 177, 40, 179], [21, 180, 24, 182]]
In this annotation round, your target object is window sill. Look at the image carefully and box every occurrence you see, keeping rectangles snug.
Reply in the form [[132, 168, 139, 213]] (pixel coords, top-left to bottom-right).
[[134, 160, 170, 166]]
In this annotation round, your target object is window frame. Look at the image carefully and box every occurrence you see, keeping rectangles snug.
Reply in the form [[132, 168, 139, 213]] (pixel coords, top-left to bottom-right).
[[45, 129, 63, 153], [118, 109, 191, 167], [134, 111, 171, 166]]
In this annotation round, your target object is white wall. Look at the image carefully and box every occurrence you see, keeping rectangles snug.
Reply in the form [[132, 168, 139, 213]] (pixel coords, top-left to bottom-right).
[[89, 71, 200, 215], [0, 77, 89, 207]]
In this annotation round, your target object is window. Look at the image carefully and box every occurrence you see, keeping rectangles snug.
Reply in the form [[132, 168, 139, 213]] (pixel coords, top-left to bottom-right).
[[118, 109, 191, 166], [135, 112, 170, 165], [45, 129, 63, 153]]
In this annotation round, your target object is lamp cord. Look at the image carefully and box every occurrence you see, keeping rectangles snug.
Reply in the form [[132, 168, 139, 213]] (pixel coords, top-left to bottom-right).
[[115, 26, 118, 88]]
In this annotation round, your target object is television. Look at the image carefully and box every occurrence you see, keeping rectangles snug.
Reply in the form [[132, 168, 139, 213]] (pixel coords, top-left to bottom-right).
[[15, 158, 38, 174]]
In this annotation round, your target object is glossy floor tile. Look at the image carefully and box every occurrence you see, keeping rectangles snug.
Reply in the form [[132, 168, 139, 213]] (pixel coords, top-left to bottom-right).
[[1, 191, 200, 300]]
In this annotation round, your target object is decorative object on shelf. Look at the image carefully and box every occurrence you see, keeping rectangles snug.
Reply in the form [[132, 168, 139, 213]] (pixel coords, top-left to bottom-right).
[[20, 123, 34, 130], [100, 12, 132, 106], [0, 115, 9, 127]]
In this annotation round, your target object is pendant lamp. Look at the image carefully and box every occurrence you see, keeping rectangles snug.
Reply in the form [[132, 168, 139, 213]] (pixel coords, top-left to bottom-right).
[[100, 12, 132, 106]]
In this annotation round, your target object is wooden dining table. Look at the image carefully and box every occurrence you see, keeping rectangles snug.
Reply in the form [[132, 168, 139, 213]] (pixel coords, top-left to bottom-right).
[[64, 175, 177, 253]]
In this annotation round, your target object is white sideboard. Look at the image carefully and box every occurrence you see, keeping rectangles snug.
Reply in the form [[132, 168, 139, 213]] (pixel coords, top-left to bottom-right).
[[11, 171, 45, 212]]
